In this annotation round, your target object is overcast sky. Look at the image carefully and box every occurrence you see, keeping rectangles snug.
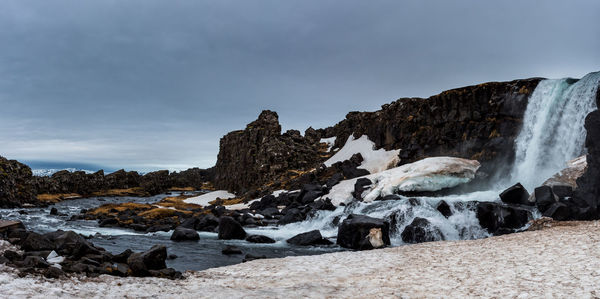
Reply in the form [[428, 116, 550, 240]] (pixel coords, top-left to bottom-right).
[[1, 0, 599, 171]]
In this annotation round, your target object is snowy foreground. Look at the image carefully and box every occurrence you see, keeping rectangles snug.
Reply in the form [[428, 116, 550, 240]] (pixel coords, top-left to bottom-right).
[[2, 221, 600, 298]]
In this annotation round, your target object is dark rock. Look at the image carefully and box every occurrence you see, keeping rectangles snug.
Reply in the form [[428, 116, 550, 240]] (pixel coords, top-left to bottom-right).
[[44, 266, 64, 278], [21, 232, 55, 251], [167, 254, 177, 260], [476, 202, 531, 235], [246, 234, 276, 244], [113, 263, 130, 277], [127, 245, 167, 276], [287, 230, 332, 246], [217, 216, 246, 240], [352, 178, 372, 201], [146, 225, 173, 233], [552, 185, 574, 199], [500, 183, 531, 205], [309, 198, 336, 211], [542, 202, 572, 221], [534, 186, 557, 213], [47, 231, 99, 258], [401, 217, 444, 244], [436, 200, 452, 218], [337, 214, 391, 250], [3, 250, 22, 262], [326, 173, 344, 188], [113, 249, 133, 263], [258, 207, 280, 219], [98, 218, 118, 227], [242, 254, 267, 262], [221, 245, 243, 255], [22, 256, 50, 268], [195, 214, 220, 232], [277, 208, 305, 225], [50, 207, 58, 215], [148, 268, 182, 279], [170, 227, 200, 241]]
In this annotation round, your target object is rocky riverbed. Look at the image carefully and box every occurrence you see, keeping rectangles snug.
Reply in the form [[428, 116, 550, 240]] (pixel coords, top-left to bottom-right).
[[1, 220, 599, 298]]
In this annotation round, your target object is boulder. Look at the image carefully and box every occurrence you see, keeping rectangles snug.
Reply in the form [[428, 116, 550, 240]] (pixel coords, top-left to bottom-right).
[[217, 216, 246, 240], [221, 245, 243, 255], [500, 183, 531, 205], [436, 200, 452, 218], [277, 208, 305, 225], [336, 214, 391, 250], [46, 231, 99, 258], [21, 233, 55, 252], [44, 266, 65, 278], [286, 230, 332, 246], [476, 202, 531, 235], [170, 226, 200, 241], [401, 217, 444, 244], [542, 202, 572, 221], [127, 245, 167, 276], [50, 208, 58, 215], [352, 178, 372, 201], [243, 254, 267, 262], [245, 234, 276, 244], [534, 186, 557, 213]]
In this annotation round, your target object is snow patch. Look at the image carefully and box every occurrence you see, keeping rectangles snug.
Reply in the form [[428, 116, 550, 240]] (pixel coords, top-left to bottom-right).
[[324, 135, 400, 174], [183, 190, 236, 206], [325, 157, 481, 206], [320, 137, 337, 152]]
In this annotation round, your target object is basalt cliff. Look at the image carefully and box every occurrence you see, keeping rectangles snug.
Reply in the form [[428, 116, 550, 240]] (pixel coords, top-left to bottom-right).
[[214, 78, 542, 195]]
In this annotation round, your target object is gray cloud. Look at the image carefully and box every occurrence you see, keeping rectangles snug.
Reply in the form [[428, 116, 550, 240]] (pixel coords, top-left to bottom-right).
[[1, 0, 599, 170]]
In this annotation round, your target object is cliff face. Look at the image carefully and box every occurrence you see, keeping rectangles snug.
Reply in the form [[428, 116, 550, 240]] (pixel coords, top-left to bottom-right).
[[0, 156, 38, 208], [322, 79, 541, 170], [574, 87, 600, 218], [214, 79, 542, 194], [214, 110, 327, 194]]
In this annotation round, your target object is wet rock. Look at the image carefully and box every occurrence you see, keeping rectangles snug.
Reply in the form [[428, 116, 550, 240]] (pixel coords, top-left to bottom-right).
[[221, 245, 243, 255], [50, 207, 58, 215], [167, 254, 177, 260], [542, 202, 572, 221], [277, 208, 305, 225], [287, 230, 332, 246], [98, 218, 118, 227], [217, 216, 246, 240], [534, 186, 557, 213], [552, 185, 574, 199], [258, 207, 280, 219], [500, 183, 531, 206], [113, 249, 133, 263], [246, 234, 276, 244], [170, 226, 200, 241], [127, 245, 167, 276], [401, 217, 444, 244], [436, 200, 452, 218], [309, 198, 336, 211], [146, 225, 173, 233], [242, 254, 267, 262], [337, 214, 391, 250], [476, 202, 531, 235]]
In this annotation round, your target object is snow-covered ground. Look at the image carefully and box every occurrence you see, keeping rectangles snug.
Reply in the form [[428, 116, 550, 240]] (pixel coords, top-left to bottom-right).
[[2, 221, 600, 298], [183, 190, 236, 206], [325, 156, 481, 205], [324, 135, 400, 173]]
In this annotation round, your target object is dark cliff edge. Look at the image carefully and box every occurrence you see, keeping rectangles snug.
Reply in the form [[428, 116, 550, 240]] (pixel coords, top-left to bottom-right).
[[215, 78, 542, 195], [574, 83, 600, 219], [0, 156, 38, 207]]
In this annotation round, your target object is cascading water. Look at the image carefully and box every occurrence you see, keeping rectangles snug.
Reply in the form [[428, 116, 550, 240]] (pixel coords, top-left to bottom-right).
[[511, 72, 600, 190], [260, 71, 600, 245]]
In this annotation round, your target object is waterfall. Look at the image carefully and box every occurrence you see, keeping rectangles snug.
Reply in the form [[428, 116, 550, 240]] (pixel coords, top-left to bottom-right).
[[511, 72, 600, 190]]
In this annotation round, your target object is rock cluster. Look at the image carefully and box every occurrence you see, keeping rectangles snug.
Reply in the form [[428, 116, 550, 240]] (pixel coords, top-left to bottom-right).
[[1, 223, 181, 279]]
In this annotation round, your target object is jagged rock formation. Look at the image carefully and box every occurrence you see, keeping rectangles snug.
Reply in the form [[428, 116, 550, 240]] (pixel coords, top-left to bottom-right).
[[0, 156, 39, 208], [214, 110, 327, 194], [214, 79, 541, 194], [574, 88, 600, 219]]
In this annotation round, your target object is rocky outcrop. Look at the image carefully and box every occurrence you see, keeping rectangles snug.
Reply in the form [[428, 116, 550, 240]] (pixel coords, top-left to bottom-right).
[[214, 110, 327, 194], [33, 167, 214, 198], [322, 79, 541, 174], [0, 156, 39, 208], [574, 88, 600, 219], [214, 79, 540, 195]]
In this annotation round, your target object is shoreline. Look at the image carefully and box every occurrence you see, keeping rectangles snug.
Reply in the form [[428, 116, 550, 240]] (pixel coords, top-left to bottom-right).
[[2, 220, 599, 298]]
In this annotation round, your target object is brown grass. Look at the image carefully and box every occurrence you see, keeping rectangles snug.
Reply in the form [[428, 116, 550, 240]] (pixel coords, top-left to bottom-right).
[[138, 208, 191, 219], [37, 193, 82, 203], [87, 202, 152, 215], [91, 188, 150, 197]]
